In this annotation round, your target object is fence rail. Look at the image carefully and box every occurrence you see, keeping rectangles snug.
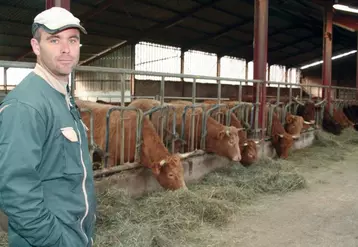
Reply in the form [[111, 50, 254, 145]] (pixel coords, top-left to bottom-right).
[[1, 60, 358, 176]]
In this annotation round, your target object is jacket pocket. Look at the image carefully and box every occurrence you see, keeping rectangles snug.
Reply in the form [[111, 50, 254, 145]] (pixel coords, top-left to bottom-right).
[[60, 126, 83, 175]]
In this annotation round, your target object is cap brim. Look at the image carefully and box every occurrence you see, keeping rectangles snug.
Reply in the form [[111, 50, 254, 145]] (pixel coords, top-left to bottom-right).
[[33, 23, 87, 35]]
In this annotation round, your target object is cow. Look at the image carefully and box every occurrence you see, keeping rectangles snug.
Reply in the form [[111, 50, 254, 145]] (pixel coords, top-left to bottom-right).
[[171, 100, 259, 166], [291, 97, 326, 126], [322, 108, 343, 135], [332, 108, 354, 129], [271, 112, 297, 159], [128, 99, 242, 162], [342, 104, 358, 131], [75, 100, 187, 191], [284, 112, 305, 137]]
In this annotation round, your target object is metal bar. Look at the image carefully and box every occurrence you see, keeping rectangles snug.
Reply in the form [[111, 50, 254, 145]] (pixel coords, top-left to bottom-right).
[[322, 3, 333, 111], [356, 32, 358, 100], [160, 76, 165, 105], [253, 0, 269, 139], [217, 56, 221, 105], [3, 68, 7, 94], [2, 60, 358, 92]]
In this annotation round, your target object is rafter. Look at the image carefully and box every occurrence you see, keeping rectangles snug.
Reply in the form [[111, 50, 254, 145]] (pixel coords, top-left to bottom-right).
[[268, 35, 315, 54], [218, 25, 299, 56], [81, 0, 223, 64], [182, 18, 253, 51]]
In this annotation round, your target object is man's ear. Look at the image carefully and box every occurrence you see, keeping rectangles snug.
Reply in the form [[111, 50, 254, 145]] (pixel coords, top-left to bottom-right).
[[31, 38, 40, 56]]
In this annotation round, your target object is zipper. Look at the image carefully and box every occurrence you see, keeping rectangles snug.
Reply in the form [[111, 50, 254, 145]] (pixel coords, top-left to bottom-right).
[[74, 120, 90, 245]]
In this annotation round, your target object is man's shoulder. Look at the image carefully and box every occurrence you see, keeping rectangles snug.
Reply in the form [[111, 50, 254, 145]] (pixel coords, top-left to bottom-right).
[[1, 73, 55, 119], [3, 71, 55, 103]]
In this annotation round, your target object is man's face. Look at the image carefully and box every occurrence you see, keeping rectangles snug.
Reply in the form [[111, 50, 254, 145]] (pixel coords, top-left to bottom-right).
[[30, 28, 81, 78]]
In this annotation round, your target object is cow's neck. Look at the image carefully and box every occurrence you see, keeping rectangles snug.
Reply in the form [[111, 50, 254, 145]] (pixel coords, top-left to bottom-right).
[[140, 119, 170, 165], [204, 117, 224, 152]]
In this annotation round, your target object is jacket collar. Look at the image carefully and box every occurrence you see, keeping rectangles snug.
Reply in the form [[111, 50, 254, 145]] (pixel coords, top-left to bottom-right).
[[33, 63, 68, 96], [33, 63, 72, 109]]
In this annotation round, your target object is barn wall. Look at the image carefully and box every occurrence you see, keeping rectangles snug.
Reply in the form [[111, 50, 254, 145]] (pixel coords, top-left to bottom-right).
[[301, 74, 357, 100], [74, 45, 133, 101], [300, 75, 338, 99], [134, 79, 301, 101]]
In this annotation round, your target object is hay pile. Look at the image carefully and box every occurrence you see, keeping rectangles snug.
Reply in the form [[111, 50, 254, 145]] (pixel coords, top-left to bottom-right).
[[0, 128, 357, 247], [92, 156, 306, 247]]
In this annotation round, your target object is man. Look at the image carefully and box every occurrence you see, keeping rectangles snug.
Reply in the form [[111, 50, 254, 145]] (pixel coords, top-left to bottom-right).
[[0, 7, 96, 247]]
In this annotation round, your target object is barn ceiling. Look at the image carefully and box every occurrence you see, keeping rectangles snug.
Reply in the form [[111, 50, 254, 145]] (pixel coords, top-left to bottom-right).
[[0, 0, 357, 73]]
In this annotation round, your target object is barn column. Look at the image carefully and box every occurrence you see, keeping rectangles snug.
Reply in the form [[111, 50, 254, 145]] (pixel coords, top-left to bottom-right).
[[217, 56, 221, 103], [322, 3, 333, 110], [130, 43, 136, 96], [253, 0, 269, 138], [46, 0, 70, 10], [356, 32, 358, 100]]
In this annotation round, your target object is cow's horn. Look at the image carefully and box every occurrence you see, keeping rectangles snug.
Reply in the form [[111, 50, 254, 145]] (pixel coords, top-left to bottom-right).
[[315, 98, 326, 106], [225, 127, 230, 136], [159, 160, 166, 166], [292, 96, 304, 106]]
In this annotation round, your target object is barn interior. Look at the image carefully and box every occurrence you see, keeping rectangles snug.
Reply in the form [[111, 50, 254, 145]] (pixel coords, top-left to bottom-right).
[[0, 1, 358, 245]]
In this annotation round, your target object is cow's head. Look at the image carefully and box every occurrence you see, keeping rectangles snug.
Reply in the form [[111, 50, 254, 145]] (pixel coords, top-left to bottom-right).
[[240, 139, 259, 166], [274, 132, 298, 159], [210, 126, 241, 161], [150, 154, 187, 190], [285, 112, 309, 136], [322, 109, 343, 135], [293, 97, 325, 125]]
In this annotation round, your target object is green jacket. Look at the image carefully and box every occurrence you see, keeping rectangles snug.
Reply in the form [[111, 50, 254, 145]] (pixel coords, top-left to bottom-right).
[[0, 72, 96, 246]]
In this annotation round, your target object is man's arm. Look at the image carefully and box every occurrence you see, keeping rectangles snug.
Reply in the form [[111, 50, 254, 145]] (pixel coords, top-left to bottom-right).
[[0, 101, 66, 246]]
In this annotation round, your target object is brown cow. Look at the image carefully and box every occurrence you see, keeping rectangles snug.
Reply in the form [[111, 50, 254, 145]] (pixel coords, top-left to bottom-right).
[[333, 108, 354, 129], [271, 112, 297, 159], [284, 112, 306, 137], [191, 101, 258, 166], [292, 97, 326, 126], [75, 100, 187, 190], [129, 99, 242, 162]]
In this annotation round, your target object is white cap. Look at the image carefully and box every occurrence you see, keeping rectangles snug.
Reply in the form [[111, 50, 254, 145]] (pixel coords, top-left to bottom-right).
[[32, 7, 87, 35]]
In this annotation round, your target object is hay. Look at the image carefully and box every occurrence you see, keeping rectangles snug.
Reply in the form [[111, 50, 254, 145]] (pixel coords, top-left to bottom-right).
[[0, 128, 358, 247], [90, 156, 306, 247]]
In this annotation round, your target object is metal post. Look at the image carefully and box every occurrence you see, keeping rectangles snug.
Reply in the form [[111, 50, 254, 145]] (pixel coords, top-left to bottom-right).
[[217, 56, 221, 104], [322, 3, 333, 110], [253, 0, 269, 138], [3, 68, 7, 94], [46, 0, 70, 9], [356, 32, 358, 100], [180, 50, 185, 97], [130, 43, 136, 96]]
